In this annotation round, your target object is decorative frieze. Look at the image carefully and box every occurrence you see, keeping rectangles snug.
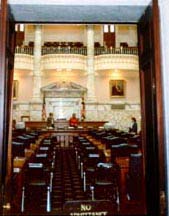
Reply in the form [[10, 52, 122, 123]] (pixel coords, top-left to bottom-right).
[[41, 81, 87, 98]]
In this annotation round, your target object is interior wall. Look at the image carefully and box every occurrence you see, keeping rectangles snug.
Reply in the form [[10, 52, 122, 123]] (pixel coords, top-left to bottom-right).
[[14, 70, 33, 101], [95, 71, 140, 103], [115, 24, 138, 47], [14, 69, 140, 103], [24, 24, 137, 48], [24, 24, 103, 46], [14, 24, 140, 129]]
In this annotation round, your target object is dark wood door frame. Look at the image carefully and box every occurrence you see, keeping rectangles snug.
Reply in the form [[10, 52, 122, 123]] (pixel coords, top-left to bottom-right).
[[0, 0, 164, 215], [0, 0, 7, 185], [0, 0, 15, 212], [138, 1, 164, 215], [0, 0, 8, 211]]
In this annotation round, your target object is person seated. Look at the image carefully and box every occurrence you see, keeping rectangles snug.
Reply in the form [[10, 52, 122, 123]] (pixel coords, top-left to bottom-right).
[[47, 112, 55, 128], [69, 113, 79, 128], [129, 117, 138, 134]]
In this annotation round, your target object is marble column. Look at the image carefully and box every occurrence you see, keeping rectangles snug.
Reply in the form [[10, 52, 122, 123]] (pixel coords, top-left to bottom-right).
[[86, 25, 96, 101], [32, 24, 42, 102]]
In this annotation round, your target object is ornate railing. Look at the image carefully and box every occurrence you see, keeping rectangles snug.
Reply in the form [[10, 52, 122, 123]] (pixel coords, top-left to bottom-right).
[[95, 47, 138, 55], [41, 46, 87, 55], [15, 46, 138, 56], [15, 46, 34, 55]]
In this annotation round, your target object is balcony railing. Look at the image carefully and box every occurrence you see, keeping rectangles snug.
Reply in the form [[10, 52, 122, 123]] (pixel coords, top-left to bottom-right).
[[41, 46, 87, 55], [15, 46, 138, 56], [15, 46, 34, 55], [95, 47, 138, 55]]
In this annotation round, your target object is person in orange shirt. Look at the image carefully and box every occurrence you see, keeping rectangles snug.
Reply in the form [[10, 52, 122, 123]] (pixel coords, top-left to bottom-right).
[[69, 113, 78, 128]]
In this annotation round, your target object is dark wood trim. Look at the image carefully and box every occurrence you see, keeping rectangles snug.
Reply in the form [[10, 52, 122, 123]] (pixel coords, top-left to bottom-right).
[[153, 0, 164, 191], [138, 0, 163, 215], [5, 17, 15, 181], [0, 1, 165, 215], [0, 0, 7, 184], [0, 0, 7, 212], [0, 1, 16, 212]]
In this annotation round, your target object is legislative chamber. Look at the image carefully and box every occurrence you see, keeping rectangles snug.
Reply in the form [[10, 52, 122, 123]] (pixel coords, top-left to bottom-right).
[[7, 22, 146, 216]]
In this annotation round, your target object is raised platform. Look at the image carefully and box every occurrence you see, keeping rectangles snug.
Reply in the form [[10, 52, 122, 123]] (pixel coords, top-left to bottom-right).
[[25, 120, 107, 130]]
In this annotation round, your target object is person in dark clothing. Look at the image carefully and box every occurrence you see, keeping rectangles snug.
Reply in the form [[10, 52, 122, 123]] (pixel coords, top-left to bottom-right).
[[47, 112, 55, 128], [129, 117, 138, 134]]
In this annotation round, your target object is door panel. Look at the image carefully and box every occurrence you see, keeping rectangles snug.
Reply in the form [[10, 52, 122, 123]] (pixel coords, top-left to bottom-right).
[[0, 0, 164, 215], [138, 0, 164, 215], [0, 0, 15, 213], [0, 1, 8, 212]]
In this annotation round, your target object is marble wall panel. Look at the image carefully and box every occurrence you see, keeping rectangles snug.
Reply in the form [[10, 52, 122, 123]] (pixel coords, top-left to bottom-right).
[[13, 101, 141, 131]]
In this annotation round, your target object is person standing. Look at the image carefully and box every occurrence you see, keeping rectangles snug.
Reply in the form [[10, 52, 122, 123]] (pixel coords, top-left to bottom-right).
[[129, 117, 138, 134], [47, 112, 55, 128]]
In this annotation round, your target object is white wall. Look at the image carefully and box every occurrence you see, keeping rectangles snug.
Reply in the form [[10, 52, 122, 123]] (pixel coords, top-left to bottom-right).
[[115, 24, 138, 47], [43, 25, 85, 44], [14, 68, 140, 104], [95, 70, 140, 103], [24, 25, 35, 45], [25, 24, 137, 48], [14, 70, 33, 101], [25, 24, 103, 46]]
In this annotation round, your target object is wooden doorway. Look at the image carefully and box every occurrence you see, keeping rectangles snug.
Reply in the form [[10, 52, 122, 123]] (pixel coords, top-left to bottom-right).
[[0, 0, 164, 215]]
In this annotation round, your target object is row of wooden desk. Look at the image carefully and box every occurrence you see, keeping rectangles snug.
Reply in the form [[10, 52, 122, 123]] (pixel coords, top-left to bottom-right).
[[25, 120, 107, 130], [23, 121, 107, 147]]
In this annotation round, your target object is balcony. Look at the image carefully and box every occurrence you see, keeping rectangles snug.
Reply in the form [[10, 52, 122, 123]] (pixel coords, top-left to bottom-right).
[[14, 46, 139, 71]]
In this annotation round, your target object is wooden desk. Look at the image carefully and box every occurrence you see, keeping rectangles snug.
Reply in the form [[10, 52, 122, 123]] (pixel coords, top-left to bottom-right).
[[25, 121, 107, 130], [37, 129, 88, 147], [24, 121, 107, 147]]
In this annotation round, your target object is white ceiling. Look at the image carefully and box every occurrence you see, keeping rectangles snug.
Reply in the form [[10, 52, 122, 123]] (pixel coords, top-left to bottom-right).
[[8, 0, 152, 23]]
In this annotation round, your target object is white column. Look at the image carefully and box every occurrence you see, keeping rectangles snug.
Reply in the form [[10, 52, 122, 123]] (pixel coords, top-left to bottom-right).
[[32, 25, 42, 101], [86, 25, 96, 102], [159, 0, 169, 214]]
